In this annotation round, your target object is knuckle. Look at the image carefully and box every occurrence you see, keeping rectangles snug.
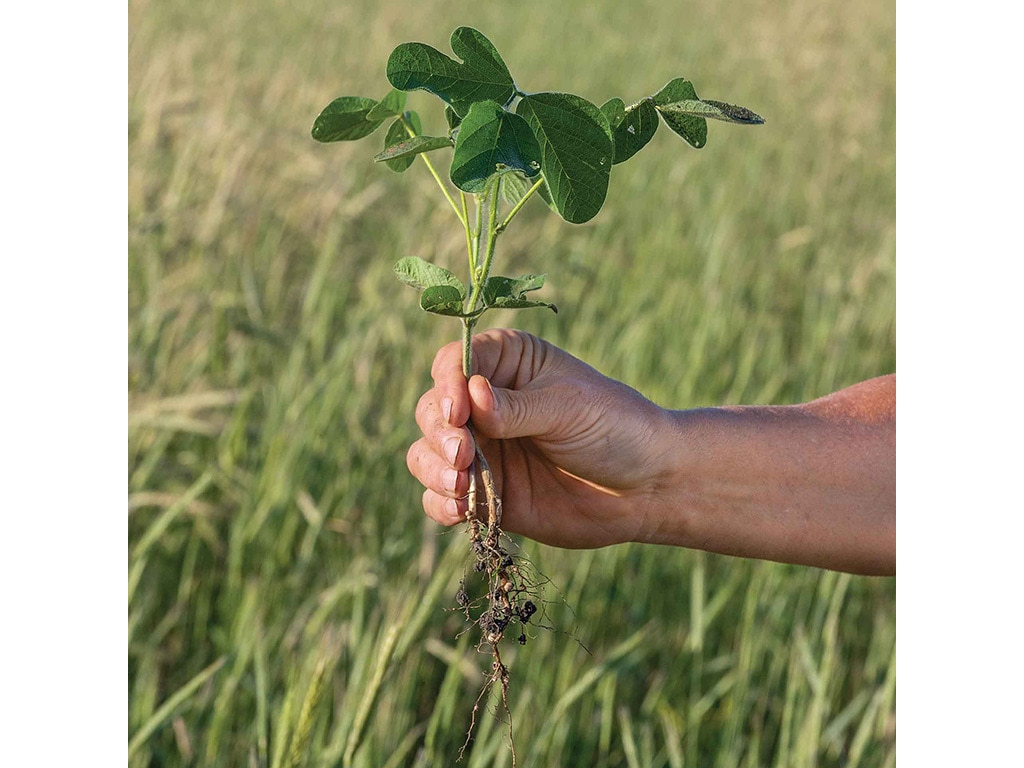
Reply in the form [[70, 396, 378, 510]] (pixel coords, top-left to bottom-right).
[[416, 389, 433, 415], [422, 490, 440, 520], [423, 490, 460, 526], [405, 442, 420, 476], [431, 340, 463, 381], [406, 439, 434, 484], [414, 393, 435, 432]]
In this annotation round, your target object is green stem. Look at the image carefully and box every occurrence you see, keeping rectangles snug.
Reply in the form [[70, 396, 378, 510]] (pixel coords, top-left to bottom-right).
[[462, 178, 504, 398], [421, 154, 465, 225], [460, 192, 475, 276], [461, 318, 474, 379], [481, 179, 501, 279], [495, 177, 543, 234], [466, 178, 502, 314], [473, 192, 484, 278], [402, 115, 465, 226]]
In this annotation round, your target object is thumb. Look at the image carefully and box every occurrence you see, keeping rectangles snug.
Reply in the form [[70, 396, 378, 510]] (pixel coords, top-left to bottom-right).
[[468, 375, 563, 440]]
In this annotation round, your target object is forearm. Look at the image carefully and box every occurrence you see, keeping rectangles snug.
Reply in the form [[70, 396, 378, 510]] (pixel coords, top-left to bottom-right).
[[641, 376, 896, 575]]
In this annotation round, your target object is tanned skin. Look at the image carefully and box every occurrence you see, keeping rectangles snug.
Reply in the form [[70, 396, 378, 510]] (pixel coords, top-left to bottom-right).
[[407, 329, 895, 576]]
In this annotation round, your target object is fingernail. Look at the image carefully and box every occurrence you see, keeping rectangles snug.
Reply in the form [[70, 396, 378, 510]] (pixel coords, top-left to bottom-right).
[[442, 396, 453, 423], [444, 498, 460, 522], [442, 468, 458, 493], [443, 435, 462, 465]]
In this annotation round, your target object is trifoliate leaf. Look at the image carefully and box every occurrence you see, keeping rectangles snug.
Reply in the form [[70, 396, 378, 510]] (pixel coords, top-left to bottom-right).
[[516, 92, 613, 224], [375, 135, 454, 168], [394, 256, 466, 295], [657, 99, 765, 125], [380, 111, 423, 172], [603, 97, 659, 164], [448, 26, 515, 102], [652, 78, 707, 149], [450, 100, 541, 194], [366, 89, 407, 121], [420, 285, 467, 316], [311, 96, 385, 142], [482, 274, 556, 312], [385, 27, 516, 116]]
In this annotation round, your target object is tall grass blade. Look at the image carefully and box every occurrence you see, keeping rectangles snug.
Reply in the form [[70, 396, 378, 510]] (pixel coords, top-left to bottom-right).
[[127, 655, 227, 760], [344, 624, 400, 766], [618, 707, 642, 768], [128, 470, 213, 604], [288, 656, 330, 768], [527, 627, 648, 764]]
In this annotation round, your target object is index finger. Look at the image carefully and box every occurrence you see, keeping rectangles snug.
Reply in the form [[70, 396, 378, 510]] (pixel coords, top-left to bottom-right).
[[430, 339, 471, 427]]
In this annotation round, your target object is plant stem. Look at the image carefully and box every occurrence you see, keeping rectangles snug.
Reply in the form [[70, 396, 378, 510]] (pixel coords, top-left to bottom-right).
[[401, 115, 465, 226], [465, 179, 502, 315], [462, 315, 480, 536], [473, 193, 484, 278], [461, 318, 474, 379], [420, 153, 465, 225], [495, 178, 543, 234], [482, 179, 502, 279], [461, 192, 475, 276], [461, 180, 505, 534]]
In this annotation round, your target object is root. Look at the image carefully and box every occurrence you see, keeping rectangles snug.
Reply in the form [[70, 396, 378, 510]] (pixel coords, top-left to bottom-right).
[[457, 647, 514, 765], [475, 445, 502, 547], [454, 442, 538, 767], [465, 428, 481, 543]]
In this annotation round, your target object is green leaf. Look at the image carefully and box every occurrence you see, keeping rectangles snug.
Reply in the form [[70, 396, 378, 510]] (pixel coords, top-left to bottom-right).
[[376, 135, 454, 167], [489, 297, 558, 312], [652, 78, 707, 149], [378, 111, 452, 173], [652, 77, 700, 106], [382, 118, 413, 173], [380, 111, 423, 172], [420, 285, 466, 316], [445, 105, 463, 134], [602, 97, 659, 164], [536, 179, 559, 214], [500, 171, 531, 206], [394, 256, 466, 295], [516, 92, 613, 224], [448, 26, 514, 99], [450, 101, 542, 194], [366, 88, 407, 121], [482, 274, 557, 313], [482, 273, 544, 301], [386, 44, 468, 110], [658, 98, 765, 125], [600, 97, 626, 126], [385, 27, 516, 116], [311, 96, 385, 142]]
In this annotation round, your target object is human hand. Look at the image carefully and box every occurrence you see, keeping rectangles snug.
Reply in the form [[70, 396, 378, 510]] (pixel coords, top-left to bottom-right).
[[406, 329, 671, 548]]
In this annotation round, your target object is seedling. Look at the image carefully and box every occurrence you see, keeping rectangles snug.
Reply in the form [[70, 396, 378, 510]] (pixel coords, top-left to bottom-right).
[[312, 26, 762, 763]]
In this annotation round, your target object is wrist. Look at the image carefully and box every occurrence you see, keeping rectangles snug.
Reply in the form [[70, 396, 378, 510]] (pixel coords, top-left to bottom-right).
[[632, 405, 704, 547]]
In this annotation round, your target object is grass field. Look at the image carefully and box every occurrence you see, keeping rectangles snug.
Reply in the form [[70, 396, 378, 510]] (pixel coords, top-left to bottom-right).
[[128, 0, 895, 765]]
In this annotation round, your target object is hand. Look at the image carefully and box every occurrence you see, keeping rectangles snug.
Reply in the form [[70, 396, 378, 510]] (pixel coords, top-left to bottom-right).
[[406, 329, 670, 548]]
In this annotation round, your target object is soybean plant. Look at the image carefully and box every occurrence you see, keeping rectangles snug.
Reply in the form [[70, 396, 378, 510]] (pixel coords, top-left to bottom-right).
[[312, 26, 762, 763]]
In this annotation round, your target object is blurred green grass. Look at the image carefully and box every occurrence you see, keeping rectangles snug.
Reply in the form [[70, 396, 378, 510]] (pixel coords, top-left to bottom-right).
[[128, 0, 895, 765]]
